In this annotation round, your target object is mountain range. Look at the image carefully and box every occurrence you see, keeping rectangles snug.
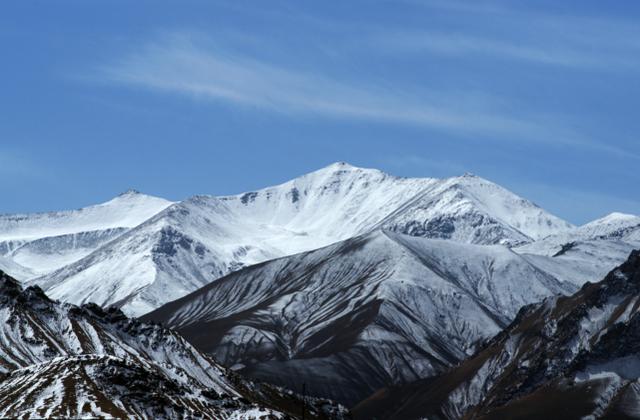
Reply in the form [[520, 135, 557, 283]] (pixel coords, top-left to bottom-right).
[[3, 162, 626, 317], [0, 162, 638, 416], [143, 229, 576, 405], [0, 270, 346, 418], [353, 249, 640, 419]]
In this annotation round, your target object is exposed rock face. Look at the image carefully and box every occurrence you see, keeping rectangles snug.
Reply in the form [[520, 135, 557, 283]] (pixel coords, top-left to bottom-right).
[[0, 270, 347, 419], [144, 230, 576, 406], [353, 250, 640, 419]]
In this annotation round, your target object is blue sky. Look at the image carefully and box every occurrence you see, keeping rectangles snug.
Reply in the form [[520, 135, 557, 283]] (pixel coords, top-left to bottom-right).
[[1, 0, 639, 224]]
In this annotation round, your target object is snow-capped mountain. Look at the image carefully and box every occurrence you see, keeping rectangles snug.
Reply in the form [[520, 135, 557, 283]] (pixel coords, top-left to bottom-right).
[[0, 190, 173, 276], [513, 211, 640, 287], [375, 172, 573, 244], [0, 270, 346, 419], [516, 211, 640, 257], [0, 190, 172, 242], [1, 161, 637, 416], [353, 249, 640, 419], [517, 239, 639, 288], [19, 163, 574, 316], [143, 230, 576, 406], [578, 212, 640, 240]]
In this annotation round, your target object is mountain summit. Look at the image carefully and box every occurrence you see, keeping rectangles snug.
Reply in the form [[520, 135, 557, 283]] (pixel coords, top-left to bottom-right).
[[3, 163, 576, 316]]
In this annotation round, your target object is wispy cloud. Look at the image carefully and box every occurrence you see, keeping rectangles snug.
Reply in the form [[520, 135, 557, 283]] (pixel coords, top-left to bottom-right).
[[97, 32, 636, 158], [100, 34, 525, 135], [376, 1, 640, 71], [375, 32, 607, 68], [376, 28, 640, 70]]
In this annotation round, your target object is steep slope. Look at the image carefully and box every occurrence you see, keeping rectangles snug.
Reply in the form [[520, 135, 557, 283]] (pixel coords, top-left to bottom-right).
[[27, 197, 283, 316], [0, 191, 173, 277], [376, 173, 572, 245], [353, 249, 640, 419], [144, 230, 575, 406], [30, 163, 573, 316], [0, 270, 346, 419]]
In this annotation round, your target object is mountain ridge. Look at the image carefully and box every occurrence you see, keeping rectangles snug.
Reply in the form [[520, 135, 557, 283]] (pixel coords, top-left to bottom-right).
[[14, 162, 578, 316], [0, 269, 347, 419], [353, 249, 640, 419], [143, 229, 577, 406]]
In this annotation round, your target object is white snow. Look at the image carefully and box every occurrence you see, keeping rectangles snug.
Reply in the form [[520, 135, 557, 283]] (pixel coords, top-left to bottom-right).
[[0, 192, 172, 278], [0, 255, 35, 280], [16, 163, 577, 316], [0, 190, 173, 242], [516, 211, 640, 258]]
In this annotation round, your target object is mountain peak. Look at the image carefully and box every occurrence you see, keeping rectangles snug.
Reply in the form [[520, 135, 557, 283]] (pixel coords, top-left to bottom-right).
[[317, 161, 360, 173], [580, 211, 640, 231], [449, 172, 492, 185], [328, 161, 356, 169], [598, 212, 638, 222], [117, 189, 142, 197], [301, 161, 390, 180]]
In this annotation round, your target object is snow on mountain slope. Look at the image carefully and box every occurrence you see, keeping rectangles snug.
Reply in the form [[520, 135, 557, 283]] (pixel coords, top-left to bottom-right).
[[580, 212, 640, 238], [512, 212, 640, 287], [0, 355, 239, 419], [377, 174, 573, 245], [144, 230, 575, 406], [28, 163, 574, 316], [28, 197, 285, 316], [0, 191, 173, 278], [0, 190, 172, 242], [516, 211, 640, 257], [0, 255, 35, 280], [0, 270, 346, 419], [216, 164, 572, 247], [519, 240, 639, 287], [7, 228, 128, 276], [353, 249, 640, 419], [214, 162, 437, 249]]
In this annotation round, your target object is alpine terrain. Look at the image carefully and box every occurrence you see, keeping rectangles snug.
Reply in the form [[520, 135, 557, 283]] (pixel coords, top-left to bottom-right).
[[0, 162, 637, 417], [0, 270, 347, 419], [2, 163, 584, 316], [0, 190, 173, 276], [353, 250, 640, 419], [143, 229, 577, 405]]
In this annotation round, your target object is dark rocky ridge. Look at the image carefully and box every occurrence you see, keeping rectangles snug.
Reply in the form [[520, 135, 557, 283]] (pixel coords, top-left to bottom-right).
[[353, 250, 640, 419], [0, 270, 348, 419], [143, 230, 575, 408]]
